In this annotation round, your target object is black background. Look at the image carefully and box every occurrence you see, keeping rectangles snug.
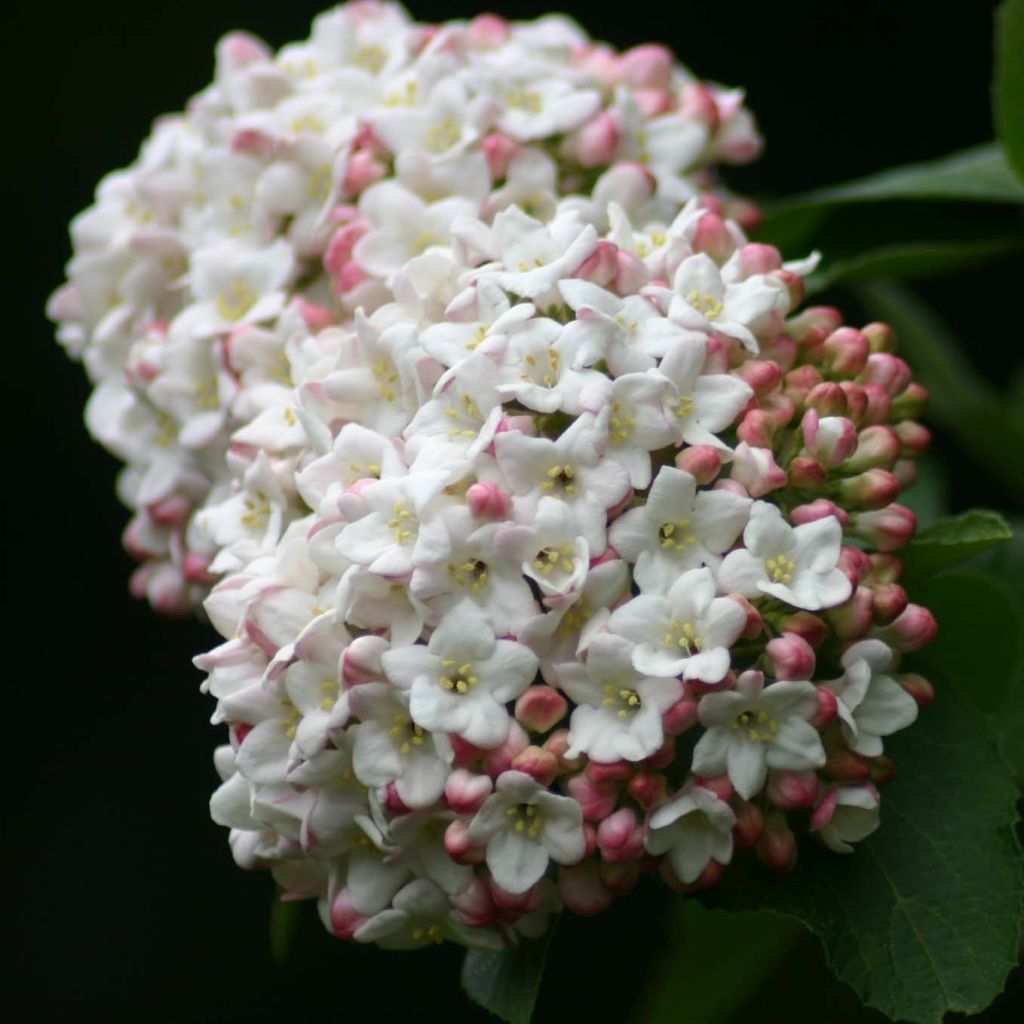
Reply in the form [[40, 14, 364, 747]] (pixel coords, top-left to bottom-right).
[[3, 1, 1021, 1020]]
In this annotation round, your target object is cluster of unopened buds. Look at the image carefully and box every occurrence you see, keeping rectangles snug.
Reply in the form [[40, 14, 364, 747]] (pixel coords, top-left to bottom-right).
[[51, 2, 937, 950]]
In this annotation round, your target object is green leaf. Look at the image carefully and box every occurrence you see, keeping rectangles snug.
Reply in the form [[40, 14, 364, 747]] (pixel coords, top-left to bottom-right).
[[700, 681, 1023, 1023], [804, 235, 1022, 294], [635, 902, 803, 1024], [855, 282, 1024, 504], [900, 509, 1012, 582], [462, 931, 555, 1024], [269, 893, 303, 965], [996, 0, 1024, 180]]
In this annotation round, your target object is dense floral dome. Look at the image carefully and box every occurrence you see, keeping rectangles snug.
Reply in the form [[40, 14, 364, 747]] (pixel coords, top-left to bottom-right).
[[50, 1, 936, 949]]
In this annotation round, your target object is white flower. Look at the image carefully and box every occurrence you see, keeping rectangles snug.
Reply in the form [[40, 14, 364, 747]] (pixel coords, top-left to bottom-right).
[[692, 671, 825, 799], [609, 467, 751, 593], [381, 599, 538, 748], [645, 783, 736, 883], [718, 503, 852, 611], [608, 567, 746, 681], [467, 770, 585, 893], [559, 634, 682, 763], [828, 639, 918, 757]]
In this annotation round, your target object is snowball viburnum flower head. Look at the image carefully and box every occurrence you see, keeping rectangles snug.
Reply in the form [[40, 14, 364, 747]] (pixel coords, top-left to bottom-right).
[[53, 0, 937, 952]]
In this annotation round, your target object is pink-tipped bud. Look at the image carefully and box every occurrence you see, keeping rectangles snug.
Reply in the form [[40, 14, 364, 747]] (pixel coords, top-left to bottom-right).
[[543, 728, 584, 771], [452, 877, 499, 929], [757, 812, 797, 872], [767, 770, 821, 811], [483, 722, 530, 777], [467, 13, 510, 47], [663, 695, 699, 735], [735, 408, 776, 449], [766, 633, 816, 680], [827, 585, 874, 639], [586, 760, 633, 784], [558, 861, 615, 916], [572, 111, 620, 167], [897, 672, 936, 708], [834, 469, 901, 510], [844, 425, 901, 473], [696, 775, 734, 802], [825, 745, 871, 783], [772, 269, 805, 313], [822, 327, 869, 377], [851, 503, 916, 552], [803, 381, 848, 417], [802, 410, 858, 466], [450, 734, 486, 767], [617, 44, 673, 88], [790, 498, 850, 528], [183, 552, 218, 585], [489, 878, 544, 914], [860, 382, 892, 425], [574, 238, 619, 286], [890, 381, 929, 421], [730, 594, 764, 639], [679, 82, 721, 130], [691, 214, 733, 264], [738, 242, 782, 276], [597, 807, 645, 863], [881, 604, 938, 652], [341, 635, 387, 686], [444, 768, 493, 815], [811, 686, 839, 730], [836, 381, 868, 425], [217, 31, 270, 72], [466, 481, 512, 521], [872, 581, 908, 624], [328, 888, 368, 939], [778, 611, 829, 648], [383, 782, 411, 815], [643, 736, 677, 771], [514, 685, 568, 733], [760, 333, 797, 370], [785, 365, 824, 405], [343, 150, 386, 195], [788, 455, 828, 489], [730, 442, 788, 497], [737, 361, 783, 401], [148, 493, 192, 528], [567, 773, 620, 821], [732, 798, 765, 847], [612, 248, 649, 294], [859, 353, 911, 396], [480, 132, 519, 179], [444, 818, 486, 864], [788, 306, 843, 350], [633, 87, 674, 117], [511, 746, 559, 786], [674, 444, 722, 484], [892, 420, 931, 457], [840, 545, 874, 585], [627, 769, 668, 810], [862, 321, 896, 353]]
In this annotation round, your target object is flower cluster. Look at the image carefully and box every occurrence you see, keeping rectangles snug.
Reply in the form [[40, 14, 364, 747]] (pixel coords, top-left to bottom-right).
[[52, 3, 937, 950]]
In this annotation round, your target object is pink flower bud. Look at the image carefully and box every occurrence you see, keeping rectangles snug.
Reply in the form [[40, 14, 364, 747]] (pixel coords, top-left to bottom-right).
[[632, 87, 674, 117], [586, 760, 633, 784], [618, 44, 673, 88], [598, 861, 641, 894], [790, 498, 850, 528], [626, 769, 668, 810], [483, 723, 530, 777], [767, 770, 821, 811], [567, 773, 620, 821], [572, 111, 620, 167], [558, 862, 615, 916], [480, 132, 519, 179], [766, 633, 816, 680], [736, 359, 783, 397], [860, 382, 892, 425], [597, 808, 645, 863], [217, 31, 270, 72], [730, 442, 788, 496], [862, 321, 896, 353], [452, 877, 499, 928], [341, 635, 386, 686], [736, 408, 776, 448], [844, 425, 901, 473], [822, 327, 869, 377], [514, 685, 568, 732], [574, 238, 619, 286], [881, 604, 938, 652], [851, 503, 916, 551], [696, 775, 734, 802], [679, 82, 721, 130], [343, 150, 386, 195], [466, 481, 511, 521], [444, 819, 486, 864], [329, 888, 369, 939], [323, 219, 370, 276], [489, 878, 544, 913], [839, 545, 874, 585], [827, 585, 874, 640], [788, 455, 828, 489], [661, 858, 726, 893], [663, 695, 699, 735], [870, 552, 904, 583], [231, 127, 277, 160], [897, 672, 936, 708], [450, 734, 486, 766], [732, 798, 765, 847], [859, 353, 911, 396], [757, 812, 797, 872], [892, 458, 918, 490], [803, 381, 848, 417], [467, 13, 510, 47], [811, 686, 839, 730], [825, 745, 871, 783], [872, 581, 908, 624], [809, 786, 840, 832], [760, 391, 797, 428], [802, 410, 858, 466], [890, 381, 929, 421], [834, 469, 901, 510], [183, 552, 217, 585], [778, 611, 829, 647], [148, 493, 192, 527], [612, 248, 649, 294], [772, 269, 805, 313], [785, 365, 824, 405], [731, 594, 765, 639], [444, 768, 492, 815], [788, 306, 842, 350], [892, 419, 931, 457], [383, 781, 411, 814], [674, 444, 722, 484], [759, 333, 797, 370], [543, 728, 583, 771], [691, 214, 733, 264], [511, 746, 559, 786], [838, 381, 869, 424]]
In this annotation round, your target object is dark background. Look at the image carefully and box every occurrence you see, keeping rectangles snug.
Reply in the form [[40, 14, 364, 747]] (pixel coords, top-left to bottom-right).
[[3, 1, 1020, 1019]]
